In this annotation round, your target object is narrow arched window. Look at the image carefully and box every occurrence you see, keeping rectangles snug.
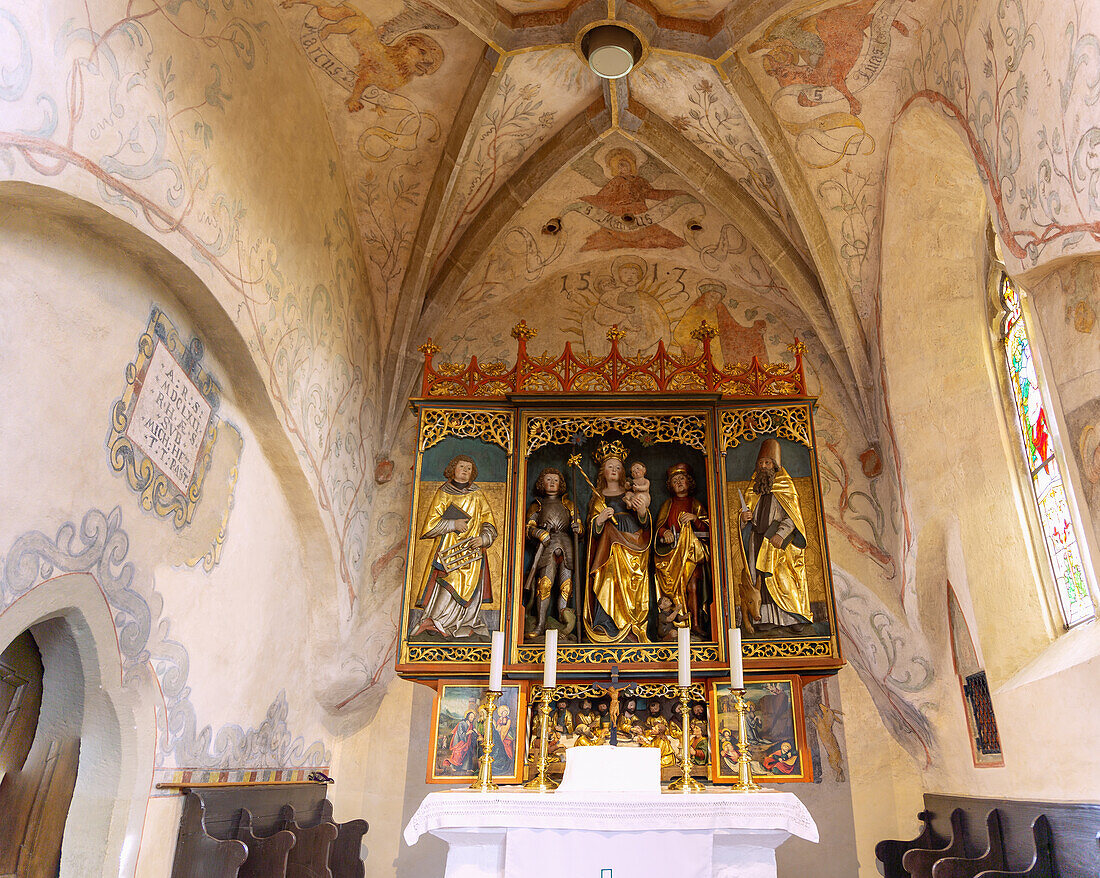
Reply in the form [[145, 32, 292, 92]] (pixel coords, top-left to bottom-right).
[[1000, 274, 1096, 627]]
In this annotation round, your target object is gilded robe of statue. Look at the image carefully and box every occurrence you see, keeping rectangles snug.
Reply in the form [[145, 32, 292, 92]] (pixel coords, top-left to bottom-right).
[[414, 478, 497, 638], [585, 493, 651, 643], [638, 711, 681, 767], [741, 464, 812, 625], [654, 496, 709, 631]]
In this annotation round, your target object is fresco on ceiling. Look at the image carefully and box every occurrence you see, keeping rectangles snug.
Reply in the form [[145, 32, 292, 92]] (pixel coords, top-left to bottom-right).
[[633, 56, 809, 257], [276, 0, 483, 339], [496, 0, 730, 18], [565, 146, 701, 252], [282, 0, 457, 158], [482, 137, 709, 283], [907, 0, 1100, 267], [747, 0, 914, 170], [431, 48, 597, 270]]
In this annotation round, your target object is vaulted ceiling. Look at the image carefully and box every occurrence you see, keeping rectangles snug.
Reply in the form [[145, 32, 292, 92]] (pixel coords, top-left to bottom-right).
[[272, 0, 938, 446]]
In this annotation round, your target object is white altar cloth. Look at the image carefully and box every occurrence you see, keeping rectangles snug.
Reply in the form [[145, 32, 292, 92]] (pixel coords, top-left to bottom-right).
[[404, 789, 818, 878]]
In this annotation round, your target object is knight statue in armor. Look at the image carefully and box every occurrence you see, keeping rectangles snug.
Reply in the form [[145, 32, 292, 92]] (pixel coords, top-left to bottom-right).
[[524, 467, 582, 637]]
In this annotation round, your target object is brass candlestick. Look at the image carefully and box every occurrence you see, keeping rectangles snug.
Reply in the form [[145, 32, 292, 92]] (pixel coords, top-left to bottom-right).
[[469, 689, 502, 792], [667, 686, 705, 793], [729, 688, 763, 792], [523, 686, 558, 792]]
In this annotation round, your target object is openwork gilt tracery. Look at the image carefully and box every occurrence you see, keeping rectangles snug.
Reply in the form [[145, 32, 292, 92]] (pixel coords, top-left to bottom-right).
[[417, 321, 807, 400]]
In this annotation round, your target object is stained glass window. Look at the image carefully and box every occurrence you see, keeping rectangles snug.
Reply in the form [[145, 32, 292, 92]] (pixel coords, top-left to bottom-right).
[[1001, 275, 1095, 626]]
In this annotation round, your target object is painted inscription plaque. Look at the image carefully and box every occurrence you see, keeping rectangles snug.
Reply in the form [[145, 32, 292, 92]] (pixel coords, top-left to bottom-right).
[[126, 342, 213, 492]]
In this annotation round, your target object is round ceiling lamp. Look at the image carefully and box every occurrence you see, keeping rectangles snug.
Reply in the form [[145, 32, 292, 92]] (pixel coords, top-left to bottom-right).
[[582, 24, 643, 79]]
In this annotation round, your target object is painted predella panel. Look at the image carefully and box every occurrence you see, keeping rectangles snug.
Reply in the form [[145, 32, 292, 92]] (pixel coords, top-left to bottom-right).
[[428, 682, 526, 784], [525, 682, 710, 782], [709, 676, 812, 783], [400, 408, 514, 666]]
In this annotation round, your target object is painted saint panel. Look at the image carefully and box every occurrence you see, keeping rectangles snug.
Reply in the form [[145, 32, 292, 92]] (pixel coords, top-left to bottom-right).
[[708, 677, 812, 784], [428, 682, 526, 784], [400, 408, 514, 667], [721, 405, 840, 659]]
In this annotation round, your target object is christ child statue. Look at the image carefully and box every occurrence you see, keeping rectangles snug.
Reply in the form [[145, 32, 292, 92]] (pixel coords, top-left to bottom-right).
[[624, 460, 651, 513]]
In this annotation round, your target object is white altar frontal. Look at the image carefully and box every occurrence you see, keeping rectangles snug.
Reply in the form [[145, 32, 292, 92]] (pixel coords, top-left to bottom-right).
[[403, 789, 819, 878]]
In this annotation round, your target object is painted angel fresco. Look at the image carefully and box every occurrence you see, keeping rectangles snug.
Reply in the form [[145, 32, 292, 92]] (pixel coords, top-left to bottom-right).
[[564, 147, 701, 251]]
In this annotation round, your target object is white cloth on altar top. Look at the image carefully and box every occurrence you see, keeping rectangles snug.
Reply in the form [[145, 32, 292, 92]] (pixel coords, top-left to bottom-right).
[[404, 788, 818, 878], [403, 789, 818, 844]]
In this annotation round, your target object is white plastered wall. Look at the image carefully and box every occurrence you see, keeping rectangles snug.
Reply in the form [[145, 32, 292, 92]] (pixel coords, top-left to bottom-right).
[[878, 101, 1100, 804]]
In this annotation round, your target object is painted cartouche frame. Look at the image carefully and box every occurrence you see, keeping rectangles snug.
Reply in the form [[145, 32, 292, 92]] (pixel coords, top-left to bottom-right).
[[395, 323, 843, 682]]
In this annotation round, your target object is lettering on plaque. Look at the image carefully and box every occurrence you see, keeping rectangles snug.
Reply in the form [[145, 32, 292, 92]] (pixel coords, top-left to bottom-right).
[[125, 342, 213, 494]]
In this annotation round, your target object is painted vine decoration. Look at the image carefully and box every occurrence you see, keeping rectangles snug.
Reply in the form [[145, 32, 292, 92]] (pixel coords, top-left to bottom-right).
[[418, 321, 808, 399]]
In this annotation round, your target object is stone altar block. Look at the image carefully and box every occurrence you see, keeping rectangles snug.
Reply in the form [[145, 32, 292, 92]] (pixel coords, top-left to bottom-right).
[[403, 789, 818, 878]]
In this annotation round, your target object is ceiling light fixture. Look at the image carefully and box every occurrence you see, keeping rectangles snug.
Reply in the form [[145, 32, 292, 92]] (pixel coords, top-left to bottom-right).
[[582, 24, 643, 80]]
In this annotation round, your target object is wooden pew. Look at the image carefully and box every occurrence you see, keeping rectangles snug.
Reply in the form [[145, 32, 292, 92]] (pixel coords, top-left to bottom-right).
[[171, 792, 248, 878], [903, 809, 967, 878], [169, 783, 367, 878], [280, 803, 338, 878], [878, 795, 1100, 878], [321, 799, 370, 878], [876, 810, 940, 878], [977, 815, 1056, 878], [236, 807, 296, 878], [929, 809, 1005, 878]]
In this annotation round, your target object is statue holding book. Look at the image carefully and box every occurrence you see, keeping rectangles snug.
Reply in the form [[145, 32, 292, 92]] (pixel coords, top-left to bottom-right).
[[412, 454, 497, 639]]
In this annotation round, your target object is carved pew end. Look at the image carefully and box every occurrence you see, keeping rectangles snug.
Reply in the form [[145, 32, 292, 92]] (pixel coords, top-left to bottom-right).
[[171, 792, 248, 878]]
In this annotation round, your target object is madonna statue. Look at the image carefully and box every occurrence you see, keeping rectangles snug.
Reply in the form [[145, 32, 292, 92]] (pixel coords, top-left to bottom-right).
[[583, 440, 651, 643]]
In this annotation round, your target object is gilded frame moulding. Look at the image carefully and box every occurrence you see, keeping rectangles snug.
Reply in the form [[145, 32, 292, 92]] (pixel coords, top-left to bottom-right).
[[531, 682, 706, 701], [719, 405, 812, 455], [525, 414, 707, 456], [406, 644, 492, 664], [516, 644, 721, 667], [106, 307, 221, 531], [419, 408, 514, 455]]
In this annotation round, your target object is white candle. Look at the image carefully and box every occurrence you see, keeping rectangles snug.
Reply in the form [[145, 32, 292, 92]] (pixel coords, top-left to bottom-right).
[[543, 629, 558, 688], [729, 627, 744, 690], [489, 630, 504, 692], [677, 627, 691, 687]]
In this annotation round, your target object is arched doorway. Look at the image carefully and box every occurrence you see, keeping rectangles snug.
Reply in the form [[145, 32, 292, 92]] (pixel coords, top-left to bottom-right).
[[0, 625, 81, 875]]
